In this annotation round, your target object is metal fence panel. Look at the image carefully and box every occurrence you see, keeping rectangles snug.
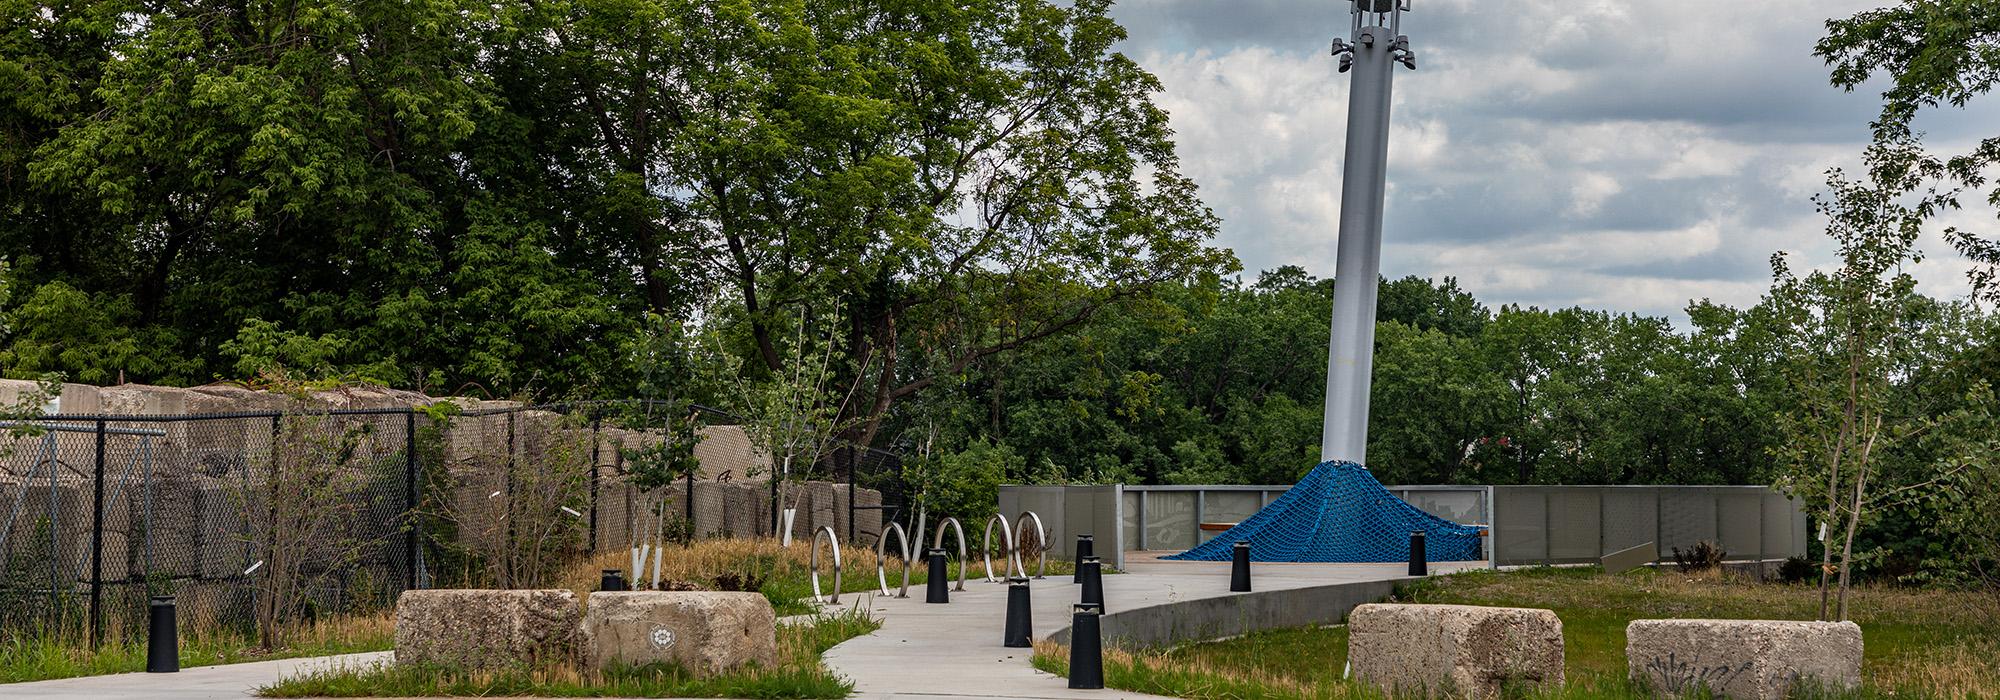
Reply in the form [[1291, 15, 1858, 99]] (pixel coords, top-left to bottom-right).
[[1143, 491, 1196, 552], [1658, 489, 1719, 556], [1547, 489, 1603, 561], [1494, 488, 1548, 563], [1601, 489, 1659, 554], [1717, 492, 1765, 561]]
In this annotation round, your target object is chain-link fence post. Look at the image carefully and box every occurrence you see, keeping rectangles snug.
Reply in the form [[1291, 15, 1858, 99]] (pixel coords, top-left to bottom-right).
[[90, 418, 106, 649], [846, 445, 856, 545], [403, 410, 420, 591], [588, 414, 600, 554]]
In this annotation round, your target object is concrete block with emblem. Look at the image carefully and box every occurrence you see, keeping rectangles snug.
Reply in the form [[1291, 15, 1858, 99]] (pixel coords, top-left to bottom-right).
[[580, 591, 776, 675]]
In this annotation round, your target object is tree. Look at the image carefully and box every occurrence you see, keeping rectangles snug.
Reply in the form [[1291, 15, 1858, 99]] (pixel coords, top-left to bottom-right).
[[1818, 0, 2000, 305], [1767, 140, 1955, 621], [716, 306, 862, 540]]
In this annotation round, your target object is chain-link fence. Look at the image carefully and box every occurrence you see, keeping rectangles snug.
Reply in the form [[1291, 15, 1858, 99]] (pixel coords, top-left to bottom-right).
[[0, 399, 901, 647]]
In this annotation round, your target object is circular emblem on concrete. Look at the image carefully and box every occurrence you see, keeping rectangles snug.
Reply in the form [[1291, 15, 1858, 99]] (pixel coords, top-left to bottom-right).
[[649, 625, 677, 650]]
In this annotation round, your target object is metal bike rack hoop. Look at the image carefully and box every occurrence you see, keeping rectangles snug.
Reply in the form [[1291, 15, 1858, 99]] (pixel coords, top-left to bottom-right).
[[875, 521, 913, 597], [1015, 510, 1050, 579], [810, 526, 843, 604], [931, 517, 969, 591], [982, 513, 1021, 582]]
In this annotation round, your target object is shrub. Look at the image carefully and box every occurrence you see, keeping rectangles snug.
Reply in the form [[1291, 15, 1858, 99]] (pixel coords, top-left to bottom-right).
[[1671, 540, 1726, 573], [1779, 554, 1817, 583]]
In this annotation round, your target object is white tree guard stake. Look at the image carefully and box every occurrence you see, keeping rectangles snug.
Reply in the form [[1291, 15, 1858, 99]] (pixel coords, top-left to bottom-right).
[[931, 517, 969, 591], [1014, 511, 1049, 579], [875, 521, 913, 597], [809, 526, 842, 604], [982, 513, 1021, 582]]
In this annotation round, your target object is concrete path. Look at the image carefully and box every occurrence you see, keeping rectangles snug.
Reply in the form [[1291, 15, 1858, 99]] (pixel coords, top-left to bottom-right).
[[821, 553, 1480, 700], [0, 554, 1476, 700], [0, 651, 392, 700]]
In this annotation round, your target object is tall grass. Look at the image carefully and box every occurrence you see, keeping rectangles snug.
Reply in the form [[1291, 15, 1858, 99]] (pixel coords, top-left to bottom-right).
[[0, 612, 393, 684], [258, 607, 880, 698]]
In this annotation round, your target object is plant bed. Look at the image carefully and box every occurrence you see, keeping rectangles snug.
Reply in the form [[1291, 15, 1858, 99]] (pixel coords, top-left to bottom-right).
[[258, 607, 879, 698]]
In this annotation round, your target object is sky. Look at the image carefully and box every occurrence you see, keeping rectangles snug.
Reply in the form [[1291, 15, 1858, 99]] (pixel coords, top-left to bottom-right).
[[1107, 0, 2000, 322]]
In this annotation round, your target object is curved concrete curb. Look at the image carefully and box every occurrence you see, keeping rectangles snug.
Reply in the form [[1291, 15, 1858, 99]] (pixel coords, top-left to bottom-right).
[[1046, 577, 1402, 648]]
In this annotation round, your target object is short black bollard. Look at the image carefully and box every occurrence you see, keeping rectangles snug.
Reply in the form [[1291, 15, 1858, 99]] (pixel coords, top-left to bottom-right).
[[146, 596, 178, 673], [926, 548, 950, 603], [600, 569, 629, 591], [1072, 534, 1094, 583], [1003, 577, 1033, 647], [1230, 540, 1252, 592], [1068, 603, 1104, 689], [1079, 556, 1103, 609], [1408, 531, 1427, 577]]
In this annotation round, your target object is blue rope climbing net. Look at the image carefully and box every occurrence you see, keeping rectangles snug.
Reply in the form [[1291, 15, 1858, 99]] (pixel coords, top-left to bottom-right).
[[1162, 461, 1486, 563]]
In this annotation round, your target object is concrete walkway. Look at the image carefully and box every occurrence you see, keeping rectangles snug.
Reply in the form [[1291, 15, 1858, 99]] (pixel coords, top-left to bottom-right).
[[0, 651, 392, 700], [822, 554, 1481, 700], [0, 554, 1475, 700]]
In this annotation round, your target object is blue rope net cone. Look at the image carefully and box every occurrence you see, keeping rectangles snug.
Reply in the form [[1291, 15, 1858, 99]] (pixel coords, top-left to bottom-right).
[[1162, 461, 1485, 563]]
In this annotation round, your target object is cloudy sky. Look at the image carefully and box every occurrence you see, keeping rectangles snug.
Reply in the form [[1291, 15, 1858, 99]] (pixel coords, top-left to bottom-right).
[[1108, 0, 2000, 322]]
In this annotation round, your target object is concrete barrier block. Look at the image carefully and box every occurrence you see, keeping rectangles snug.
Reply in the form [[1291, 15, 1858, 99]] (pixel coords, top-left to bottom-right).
[[1349, 603, 1564, 699], [394, 589, 580, 669], [1627, 619, 1861, 699], [580, 591, 776, 675]]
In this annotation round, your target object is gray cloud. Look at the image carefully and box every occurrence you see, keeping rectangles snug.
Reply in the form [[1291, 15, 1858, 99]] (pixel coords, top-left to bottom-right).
[[1112, 0, 2000, 321]]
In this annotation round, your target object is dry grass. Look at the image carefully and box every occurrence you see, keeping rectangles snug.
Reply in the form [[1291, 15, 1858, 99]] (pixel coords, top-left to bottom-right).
[[559, 537, 1068, 615]]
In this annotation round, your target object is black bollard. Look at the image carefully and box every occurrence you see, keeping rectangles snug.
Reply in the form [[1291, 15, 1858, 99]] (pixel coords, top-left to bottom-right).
[[1408, 531, 1427, 576], [1072, 534, 1094, 583], [1003, 577, 1033, 647], [926, 548, 950, 603], [146, 596, 178, 673], [1230, 540, 1252, 592], [600, 569, 629, 591], [1068, 603, 1104, 689], [1079, 556, 1103, 609]]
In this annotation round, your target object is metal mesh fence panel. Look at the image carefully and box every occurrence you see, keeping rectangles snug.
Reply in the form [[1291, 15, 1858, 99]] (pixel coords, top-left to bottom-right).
[[1491, 486, 1805, 567], [0, 399, 903, 645]]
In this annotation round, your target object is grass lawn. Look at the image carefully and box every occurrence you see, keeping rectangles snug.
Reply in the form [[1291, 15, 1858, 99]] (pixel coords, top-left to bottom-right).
[[1032, 567, 2000, 699], [257, 607, 880, 698]]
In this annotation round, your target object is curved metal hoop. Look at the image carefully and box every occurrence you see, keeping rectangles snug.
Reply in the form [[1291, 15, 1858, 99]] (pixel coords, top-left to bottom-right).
[[931, 516, 969, 591], [809, 526, 842, 604], [1014, 510, 1050, 579], [875, 522, 913, 598], [981, 513, 1021, 582]]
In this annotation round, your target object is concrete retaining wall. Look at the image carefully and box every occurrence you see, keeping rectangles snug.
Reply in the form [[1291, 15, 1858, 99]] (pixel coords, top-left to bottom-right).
[[1046, 578, 1399, 648]]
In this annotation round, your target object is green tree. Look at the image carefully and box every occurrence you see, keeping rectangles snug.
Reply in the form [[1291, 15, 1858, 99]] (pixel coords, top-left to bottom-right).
[[1818, 0, 2000, 304], [1767, 141, 1963, 620]]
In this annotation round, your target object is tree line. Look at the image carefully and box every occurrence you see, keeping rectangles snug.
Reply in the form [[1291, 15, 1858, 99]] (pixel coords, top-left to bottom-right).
[[4, 0, 1999, 592]]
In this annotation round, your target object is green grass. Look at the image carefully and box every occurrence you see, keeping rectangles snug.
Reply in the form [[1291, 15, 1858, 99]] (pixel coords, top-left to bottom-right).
[[257, 607, 881, 698], [0, 613, 395, 684], [1032, 567, 2000, 699]]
